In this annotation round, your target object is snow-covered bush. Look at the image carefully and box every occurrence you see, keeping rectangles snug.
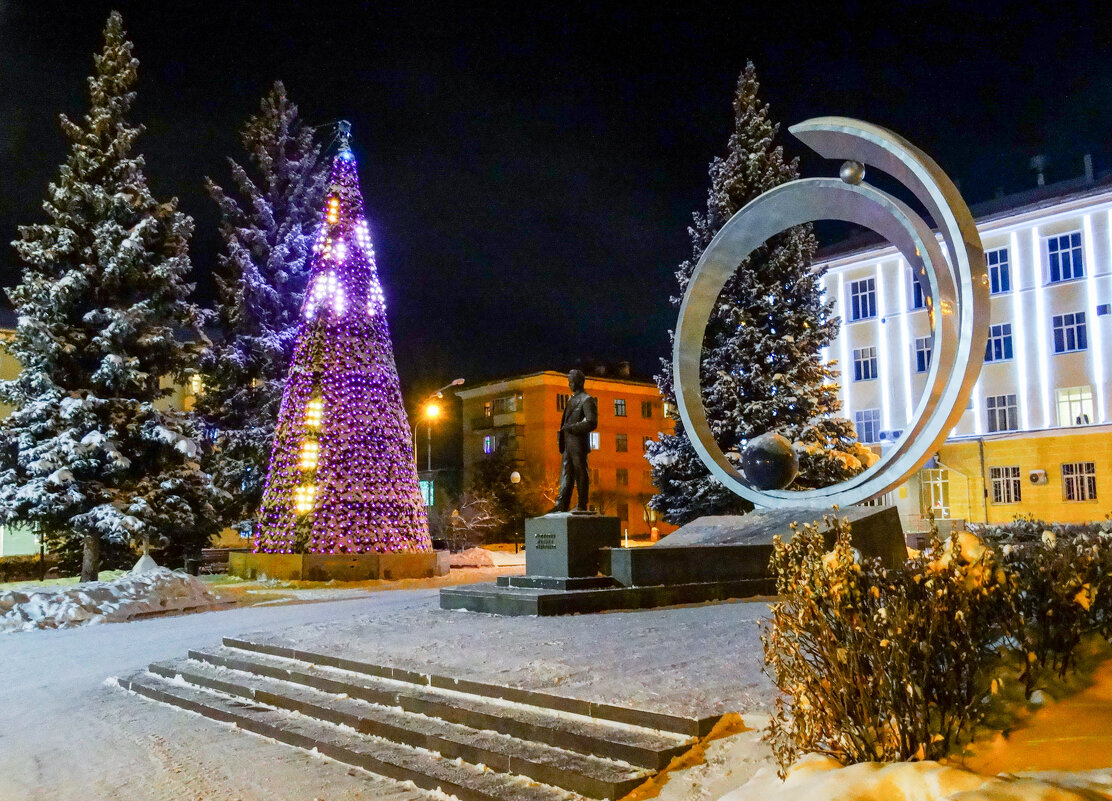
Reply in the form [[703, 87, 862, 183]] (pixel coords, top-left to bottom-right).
[[762, 517, 1013, 771], [971, 512, 1112, 545], [0, 554, 60, 583]]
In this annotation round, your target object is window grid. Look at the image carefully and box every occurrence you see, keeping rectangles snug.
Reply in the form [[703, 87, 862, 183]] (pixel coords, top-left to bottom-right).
[[985, 323, 1013, 362], [914, 336, 932, 373], [615, 433, 628, 452], [986, 248, 1011, 294], [990, 466, 1021, 504], [848, 277, 877, 321], [1046, 232, 1084, 283], [641, 400, 653, 418], [616, 468, 629, 486], [853, 346, 878, 382], [1062, 462, 1097, 502], [855, 409, 881, 444], [614, 398, 627, 417], [589, 431, 600, 450], [986, 394, 1019, 433], [909, 273, 926, 310], [1052, 312, 1088, 353], [1056, 386, 1094, 427]]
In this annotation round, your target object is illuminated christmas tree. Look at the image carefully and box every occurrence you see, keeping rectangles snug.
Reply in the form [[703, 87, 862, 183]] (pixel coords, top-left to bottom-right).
[[255, 123, 430, 554]]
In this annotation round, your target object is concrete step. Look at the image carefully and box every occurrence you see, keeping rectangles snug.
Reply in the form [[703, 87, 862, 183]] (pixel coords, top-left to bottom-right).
[[189, 644, 693, 771], [120, 671, 584, 801], [224, 636, 718, 737], [148, 656, 652, 799]]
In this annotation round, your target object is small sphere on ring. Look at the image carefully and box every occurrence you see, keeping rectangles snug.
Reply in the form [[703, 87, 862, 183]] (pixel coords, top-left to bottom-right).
[[741, 432, 799, 491], [840, 160, 866, 185]]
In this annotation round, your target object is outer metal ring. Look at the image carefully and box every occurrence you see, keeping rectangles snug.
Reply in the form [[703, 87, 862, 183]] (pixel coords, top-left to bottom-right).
[[673, 118, 988, 509]]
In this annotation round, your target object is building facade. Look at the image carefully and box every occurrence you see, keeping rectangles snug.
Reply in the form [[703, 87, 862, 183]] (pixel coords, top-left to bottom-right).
[[458, 371, 675, 537], [817, 178, 1112, 528]]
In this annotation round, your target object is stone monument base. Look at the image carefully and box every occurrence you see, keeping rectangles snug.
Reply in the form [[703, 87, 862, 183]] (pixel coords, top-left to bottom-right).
[[231, 550, 449, 582], [439, 505, 905, 616]]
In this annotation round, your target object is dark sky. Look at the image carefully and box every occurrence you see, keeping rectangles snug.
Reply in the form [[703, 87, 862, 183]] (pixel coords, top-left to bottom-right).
[[3, 0, 1112, 400]]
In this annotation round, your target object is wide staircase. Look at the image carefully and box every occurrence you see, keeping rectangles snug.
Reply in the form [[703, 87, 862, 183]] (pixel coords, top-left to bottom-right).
[[118, 637, 716, 800]]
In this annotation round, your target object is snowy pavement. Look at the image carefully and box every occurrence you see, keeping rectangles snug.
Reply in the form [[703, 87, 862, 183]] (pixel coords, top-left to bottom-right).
[[0, 586, 775, 800]]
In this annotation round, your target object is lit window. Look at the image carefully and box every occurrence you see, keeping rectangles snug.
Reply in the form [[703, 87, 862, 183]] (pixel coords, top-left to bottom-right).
[[852, 346, 877, 381], [986, 394, 1018, 433], [482, 435, 496, 455], [190, 374, 204, 395], [986, 248, 1011, 294], [641, 400, 653, 418], [847, 277, 877, 321], [914, 337, 932, 373], [990, 466, 1021, 504], [1046, 232, 1084, 283], [984, 323, 1013, 362], [589, 431, 600, 450], [1062, 462, 1097, 502], [854, 409, 881, 444], [1052, 312, 1087, 354], [616, 468, 628, 486], [616, 433, 628, 452], [614, 399, 627, 417], [293, 484, 316, 514], [1056, 386, 1094, 427], [299, 440, 319, 471], [305, 397, 324, 429], [920, 468, 951, 518], [419, 479, 435, 506]]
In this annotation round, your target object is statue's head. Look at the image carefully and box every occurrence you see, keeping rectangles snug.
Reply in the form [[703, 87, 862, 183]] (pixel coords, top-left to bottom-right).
[[568, 369, 586, 392]]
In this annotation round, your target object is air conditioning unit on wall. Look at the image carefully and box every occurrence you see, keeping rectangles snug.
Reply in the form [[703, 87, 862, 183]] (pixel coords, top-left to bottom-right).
[[1029, 469, 1049, 485]]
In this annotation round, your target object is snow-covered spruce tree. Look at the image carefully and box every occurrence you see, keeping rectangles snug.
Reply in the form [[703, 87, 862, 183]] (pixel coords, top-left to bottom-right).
[[194, 82, 326, 535], [648, 62, 872, 526], [0, 12, 223, 580]]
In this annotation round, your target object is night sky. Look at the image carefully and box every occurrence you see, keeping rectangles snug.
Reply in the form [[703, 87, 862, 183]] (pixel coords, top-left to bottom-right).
[[2, 0, 1112, 400]]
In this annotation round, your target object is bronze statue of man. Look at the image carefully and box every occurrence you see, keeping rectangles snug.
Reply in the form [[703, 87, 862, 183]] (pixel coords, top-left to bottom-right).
[[550, 369, 598, 513]]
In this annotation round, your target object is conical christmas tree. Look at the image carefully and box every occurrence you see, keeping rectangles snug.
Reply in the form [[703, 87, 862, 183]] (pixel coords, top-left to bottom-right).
[[255, 125, 430, 554]]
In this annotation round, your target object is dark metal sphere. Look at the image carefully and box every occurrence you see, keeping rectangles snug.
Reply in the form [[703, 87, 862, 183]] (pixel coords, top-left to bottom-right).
[[839, 160, 866, 185], [741, 432, 799, 491]]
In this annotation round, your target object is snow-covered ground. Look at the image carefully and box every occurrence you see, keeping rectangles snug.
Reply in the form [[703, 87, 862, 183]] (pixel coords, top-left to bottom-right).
[[0, 586, 775, 800], [0, 568, 221, 633]]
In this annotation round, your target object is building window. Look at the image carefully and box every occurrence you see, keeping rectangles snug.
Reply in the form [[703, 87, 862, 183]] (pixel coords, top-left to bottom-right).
[[616, 502, 629, 521], [615, 433, 628, 452], [1052, 312, 1087, 354], [990, 466, 1021, 504], [986, 248, 1011, 294], [641, 400, 653, 418], [914, 336, 932, 373], [616, 468, 629, 486], [986, 394, 1018, 433], [589, 431, 600, 450], [854, 409, 881, 444], [642, 435, 652, 453], [1062, 462, 1097, 501], [920, 468, 951, 518], [190, 374, 204, 395], [852, 346, 878, 381], [491, 394, 522, 414], [1056, 385, 1094, 427], [1046, 231, 1084, 283], [848, 277, 877, 321], [482, 435, 496, 454], [556, 393, 568, 411], [419, 479, 435, 507], [614, 398, 627, 417], [909, 272, 926, 310], [984, 323, 1013, 362]]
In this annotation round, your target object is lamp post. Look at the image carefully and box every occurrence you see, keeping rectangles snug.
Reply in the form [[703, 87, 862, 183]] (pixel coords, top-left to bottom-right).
[[414, 378, 465, 471]]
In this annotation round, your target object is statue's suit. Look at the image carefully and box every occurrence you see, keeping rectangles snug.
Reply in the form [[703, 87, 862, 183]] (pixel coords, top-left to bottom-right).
[[555, 390, 598, 512]]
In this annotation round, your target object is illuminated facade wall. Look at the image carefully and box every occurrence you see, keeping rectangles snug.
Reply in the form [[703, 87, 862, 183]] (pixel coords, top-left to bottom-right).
[[459, 371, 677, 537], [818, 182, 1112, 525], [254, 142, 430, 554]]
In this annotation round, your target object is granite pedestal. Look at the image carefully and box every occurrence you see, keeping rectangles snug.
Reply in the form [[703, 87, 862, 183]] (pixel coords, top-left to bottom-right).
[[524, 513, 621, 579], [439, 505, 906, 616]]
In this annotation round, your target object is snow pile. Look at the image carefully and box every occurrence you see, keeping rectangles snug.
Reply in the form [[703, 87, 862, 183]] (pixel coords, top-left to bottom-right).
[[449, 547, 495, 568], [719, 754, 1112, 801], [0, 568, 220, 633]]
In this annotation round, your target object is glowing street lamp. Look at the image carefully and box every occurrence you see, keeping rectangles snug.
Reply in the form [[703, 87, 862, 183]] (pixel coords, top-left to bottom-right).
[[415, 379, 464, 471]]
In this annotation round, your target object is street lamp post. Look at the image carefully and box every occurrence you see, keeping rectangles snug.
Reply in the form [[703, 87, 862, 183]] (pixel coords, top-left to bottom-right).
[[414, 378, 465, 472]]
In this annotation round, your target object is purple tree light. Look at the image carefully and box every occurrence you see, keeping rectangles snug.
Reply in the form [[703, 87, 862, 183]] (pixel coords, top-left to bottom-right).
[[255, 126, 430, 554]]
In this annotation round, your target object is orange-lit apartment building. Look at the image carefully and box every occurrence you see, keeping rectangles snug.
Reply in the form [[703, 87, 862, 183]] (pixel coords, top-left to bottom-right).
[[457, 370, 676, 537]]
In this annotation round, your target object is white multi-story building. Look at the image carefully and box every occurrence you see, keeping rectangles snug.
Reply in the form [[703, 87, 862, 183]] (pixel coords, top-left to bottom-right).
[[816, 175, 1112, 527]]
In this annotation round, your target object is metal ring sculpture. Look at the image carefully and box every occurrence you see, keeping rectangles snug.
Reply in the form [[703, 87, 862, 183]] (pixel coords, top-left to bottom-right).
[[674, 117, 989, 509]]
